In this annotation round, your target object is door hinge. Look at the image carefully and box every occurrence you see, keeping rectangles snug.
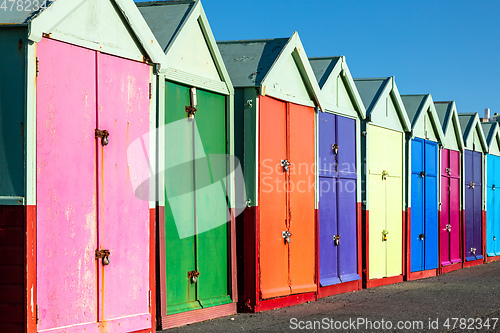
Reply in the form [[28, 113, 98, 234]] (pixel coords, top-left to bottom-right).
[[148, 82, 152, 100], [148, 290, 152, 308], [36, 304, 39, 324], [36, 57, 39, 77]]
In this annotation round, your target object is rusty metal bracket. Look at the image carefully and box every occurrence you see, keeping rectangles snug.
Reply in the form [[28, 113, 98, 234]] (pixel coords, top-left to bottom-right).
[[95, 249, 110, 259], [185, 106, 197, 119], [188, 270, 200, 283], [95, 129, 109, 146]]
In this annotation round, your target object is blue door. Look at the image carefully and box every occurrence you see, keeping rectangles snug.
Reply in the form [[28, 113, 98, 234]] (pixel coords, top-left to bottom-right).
[[486, 154, 500, 256], [410, 138, 438, 272], [318, 112, 359, 286]]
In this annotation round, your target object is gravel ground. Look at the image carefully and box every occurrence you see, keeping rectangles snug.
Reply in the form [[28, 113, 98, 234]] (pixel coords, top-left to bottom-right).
[[161, 261, 500, 332]]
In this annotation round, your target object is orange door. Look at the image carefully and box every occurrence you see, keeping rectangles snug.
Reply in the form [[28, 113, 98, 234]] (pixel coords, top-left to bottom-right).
[[288, 103, 316, 294], [259, 96, 289, 299]]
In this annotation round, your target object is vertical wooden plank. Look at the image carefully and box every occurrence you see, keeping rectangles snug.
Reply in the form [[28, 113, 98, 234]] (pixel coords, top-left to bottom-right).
[[258, 96, 289, 299], [424, 141, 439, 270], [36, 38, 98, 330], [195, 88, 231, 307], [449, 150, 462, 264], [163, 82, 198, 314], [410, 138, 424, 272], [288, 102, 316, 294], [318, 112, 339, 286], [367, 125, 387, 279], [97, 52, 151, 329], [336, 116, 359, 283]]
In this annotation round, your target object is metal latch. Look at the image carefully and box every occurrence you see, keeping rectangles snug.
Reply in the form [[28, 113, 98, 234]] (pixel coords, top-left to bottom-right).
[[470, 181, 475, 189], [446, 224, 452, 232], [471, 247, 477, 255], [282, 230, 292, 244], [382, 230, 389, 241], [446, 167, 451, 175], [95, 249, 110, 266], [494, 236, 496, 241], [333, 234, 340, 246], [95, 129, 109, 146], [493, 185, 496, 191], [420, 171, 425, 178], [185, 106, 197, 119], [332, 144, 339, 155], [188, 270, 200, 283], [419, 234, 425, 241], [382, 170, 389, 180], [281, 159, 291, 172]]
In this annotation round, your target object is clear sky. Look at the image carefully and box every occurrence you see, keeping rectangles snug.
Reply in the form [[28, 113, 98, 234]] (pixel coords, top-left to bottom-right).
[[137, 0, 500, 116]]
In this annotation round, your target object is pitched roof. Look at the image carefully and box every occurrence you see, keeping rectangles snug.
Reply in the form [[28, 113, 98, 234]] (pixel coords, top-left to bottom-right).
[[353, 78, 388, 114], [481, 122, 500, 153], [217, 32, 324, 110], [137, 0, 195, 53], [354, 76, 411, 131], [309, 57, 341, 89], [434, 101, 454, 132], [458, 112, 488, 151], [217, 38, 289, 87], [0, 0, 164, 63], [401, 94, 444, 141], [401, 94, 427, 125], [434, 101, 465, 152], [308, 56, 365, 119], [0, 1, 54, 24]]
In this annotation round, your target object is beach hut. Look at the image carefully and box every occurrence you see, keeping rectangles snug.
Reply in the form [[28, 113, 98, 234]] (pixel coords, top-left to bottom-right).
[[401, 94, 445, 280], [458, 113, 487, 267], [435, 101, 465, 273], [481, 122, 500, 262], [218, 32, 324, 311], [309, 56, 366, 297], [354, 77, 411, 288], [0, 0, 163, 332], [137, 1, 237, 328]]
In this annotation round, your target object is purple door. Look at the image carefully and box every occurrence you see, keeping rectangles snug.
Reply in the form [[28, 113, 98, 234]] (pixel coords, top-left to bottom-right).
[[318, 113, 359, 286], [465, 150, 483, 261]]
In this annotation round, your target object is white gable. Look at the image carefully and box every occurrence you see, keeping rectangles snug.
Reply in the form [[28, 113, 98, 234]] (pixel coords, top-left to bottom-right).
[[49, 0, 145, 61], [166, 20, 220, 82], [263, 53, 313, 107]]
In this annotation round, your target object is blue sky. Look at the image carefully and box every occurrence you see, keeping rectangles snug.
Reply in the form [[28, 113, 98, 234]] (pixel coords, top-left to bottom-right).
[[137, 0, 500, 116]]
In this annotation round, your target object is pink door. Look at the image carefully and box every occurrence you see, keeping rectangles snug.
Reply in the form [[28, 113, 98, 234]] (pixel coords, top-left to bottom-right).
[[36, 38, 151, 332]]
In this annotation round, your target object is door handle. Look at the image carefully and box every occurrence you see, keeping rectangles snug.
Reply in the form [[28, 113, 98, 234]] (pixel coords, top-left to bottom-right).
[[382, 230, 389, 241], [446, 167, 451, 175], [420, 171, 425, 178], [470, 181, 475, 189], [333, 234, 340, 246], [332, 144, 339, 155], [446, 224, 452, 232], [282, 230, 292, 244], [382, 170, 389, 180], [281, 159, 291, 173], [419, 234, 425, 241]]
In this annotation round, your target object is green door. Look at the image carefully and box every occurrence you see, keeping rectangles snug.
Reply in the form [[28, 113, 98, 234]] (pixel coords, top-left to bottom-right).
[[164, 82, 230, 315]]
